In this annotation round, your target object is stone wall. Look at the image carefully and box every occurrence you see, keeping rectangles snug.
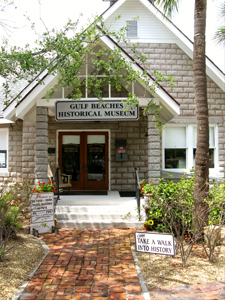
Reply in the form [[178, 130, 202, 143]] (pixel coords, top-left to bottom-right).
[[122, 42, 225, 177], [0, 120, 23, 186], [1, 43, 225, 188]]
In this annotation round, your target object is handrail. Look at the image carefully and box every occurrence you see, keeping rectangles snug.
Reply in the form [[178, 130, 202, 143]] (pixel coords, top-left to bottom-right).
[[55, 167, 60, 202], [135, 167, 141, 221]]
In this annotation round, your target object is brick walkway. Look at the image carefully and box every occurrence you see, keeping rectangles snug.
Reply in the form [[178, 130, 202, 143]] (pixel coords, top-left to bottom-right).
[[18, 229, 225, 300], [19, 229, 144, 300], [148, 282, 225, 300]]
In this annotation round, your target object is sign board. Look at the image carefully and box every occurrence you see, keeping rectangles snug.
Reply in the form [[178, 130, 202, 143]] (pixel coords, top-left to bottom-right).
[[117, 148, 126, 153], [55, 100, 139, 121], [30, 193, 54, 233], [135, 232, 176, 256]]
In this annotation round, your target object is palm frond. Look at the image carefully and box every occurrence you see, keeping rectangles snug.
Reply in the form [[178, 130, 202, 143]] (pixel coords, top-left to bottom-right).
[[213, 26, 225, 45], [155, 0, 181, 17], [213, 1, 225, 45], [218, 1, 225, 20]]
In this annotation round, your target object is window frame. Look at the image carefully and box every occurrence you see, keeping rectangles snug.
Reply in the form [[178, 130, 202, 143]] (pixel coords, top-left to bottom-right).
[[0, 128, 9, 173], [162, 124, 218, 175], [125, 20, 138, 38]]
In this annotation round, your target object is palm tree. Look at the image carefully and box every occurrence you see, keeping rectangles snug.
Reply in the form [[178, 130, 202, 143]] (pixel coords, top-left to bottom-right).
[[156, 0, 209, 223], [214, 1, 225, 44]]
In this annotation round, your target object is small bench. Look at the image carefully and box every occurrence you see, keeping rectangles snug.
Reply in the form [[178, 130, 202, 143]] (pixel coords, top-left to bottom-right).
[[48, 165, 72, 194]]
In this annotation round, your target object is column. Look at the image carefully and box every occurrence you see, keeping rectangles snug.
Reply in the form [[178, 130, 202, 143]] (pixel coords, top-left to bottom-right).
[[35, 107, 48, 184], [148, 113, 161, 182], [22, 121, 36, 184]]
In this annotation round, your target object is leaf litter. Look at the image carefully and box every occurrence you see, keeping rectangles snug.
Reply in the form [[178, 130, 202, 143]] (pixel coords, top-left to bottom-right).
[[132, 243, 225, 289], [0, 233, 45, 300]]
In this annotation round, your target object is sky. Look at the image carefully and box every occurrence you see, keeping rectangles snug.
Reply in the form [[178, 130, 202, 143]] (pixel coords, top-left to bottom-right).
[[1, 0, 225, 72]]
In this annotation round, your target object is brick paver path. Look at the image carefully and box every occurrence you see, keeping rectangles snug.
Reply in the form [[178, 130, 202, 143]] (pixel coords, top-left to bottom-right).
[[148, 282, 225, 300], [19, 229, 225, 300], [19, 229, 144, 300]]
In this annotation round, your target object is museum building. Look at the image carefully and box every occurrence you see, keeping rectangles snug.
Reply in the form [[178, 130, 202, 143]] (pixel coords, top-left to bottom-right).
[[0, 0, 225, 193]]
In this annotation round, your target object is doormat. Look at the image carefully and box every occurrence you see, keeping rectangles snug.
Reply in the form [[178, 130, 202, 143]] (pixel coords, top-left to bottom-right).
[[61, 191, 108, 196], [119, 191, 136, 197]]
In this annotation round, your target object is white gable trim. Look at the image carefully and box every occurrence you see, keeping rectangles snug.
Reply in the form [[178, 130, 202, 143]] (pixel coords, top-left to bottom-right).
[[3, 73, 57, 122], [0, 118, 14, 124], [15, 75, 57, 120], [102, 0, 225, 92], [3, 70, 48, 120], [101, 0, 126, 20], [139, 0, 225, 91]]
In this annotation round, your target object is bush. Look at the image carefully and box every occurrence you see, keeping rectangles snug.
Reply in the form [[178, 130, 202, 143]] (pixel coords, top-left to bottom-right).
[[146, 176, 195, 233], [143, 175, 197, 267], [208, 180, 225, 225], [143, 176, 225, 266], [4, 206, 23, 237], [0, 179, 32, 261]]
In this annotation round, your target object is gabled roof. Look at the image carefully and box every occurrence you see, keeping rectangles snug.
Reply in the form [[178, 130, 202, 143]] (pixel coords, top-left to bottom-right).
[[2, 34, 180, 123], [101, 0, 225, 92]]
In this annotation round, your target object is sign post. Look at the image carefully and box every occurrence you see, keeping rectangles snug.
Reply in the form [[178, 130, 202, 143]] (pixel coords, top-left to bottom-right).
[[135, 232, 176, 256], [30, 193, 54, 234], [135, 231, 176, 281]]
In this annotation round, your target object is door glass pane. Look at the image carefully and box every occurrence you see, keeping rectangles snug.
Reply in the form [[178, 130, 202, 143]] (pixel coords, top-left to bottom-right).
[[87, 135, 105, 182], [62, 135, 80, 181]]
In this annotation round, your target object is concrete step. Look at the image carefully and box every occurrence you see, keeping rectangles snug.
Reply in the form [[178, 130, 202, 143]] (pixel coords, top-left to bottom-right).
[[57, 220, 143, 229], [56, 212, 139, 221], [55, 192, 145, 229], [55, 205, 138, 214]]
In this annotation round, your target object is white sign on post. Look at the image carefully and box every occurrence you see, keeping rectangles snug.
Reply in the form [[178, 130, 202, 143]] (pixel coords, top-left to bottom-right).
[[135, 232, 176, 256], [30, 193, 54, 233]]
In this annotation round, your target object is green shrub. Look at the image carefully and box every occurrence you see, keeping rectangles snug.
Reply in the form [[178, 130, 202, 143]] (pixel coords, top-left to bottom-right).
[[4, 206, 23, 237], [146, 176, 195, 233], [0, 179, 32, 261], [208, 180, 225, 225], [143, 176, 225, 266]]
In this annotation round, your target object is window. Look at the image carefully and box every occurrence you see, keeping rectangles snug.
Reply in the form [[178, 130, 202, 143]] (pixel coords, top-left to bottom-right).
[[163, 125, 217, 172], [0, 128, 8, 170], [126, 21, 138, 37], [164, 127, 186, 169], [193, 126, 215, 168]]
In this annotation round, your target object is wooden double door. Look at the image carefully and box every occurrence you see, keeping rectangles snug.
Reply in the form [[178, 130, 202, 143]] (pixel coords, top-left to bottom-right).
[[58, 132, 108, 190]]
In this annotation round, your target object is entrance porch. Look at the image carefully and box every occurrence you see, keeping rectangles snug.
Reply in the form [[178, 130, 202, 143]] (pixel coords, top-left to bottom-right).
[[55, 191, 144, 229]]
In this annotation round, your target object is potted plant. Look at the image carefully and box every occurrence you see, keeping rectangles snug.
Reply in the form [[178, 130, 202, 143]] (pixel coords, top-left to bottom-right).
[[140, 180, 155, 202], [32, 181, 57, 193], [143, 219, 154, 231]]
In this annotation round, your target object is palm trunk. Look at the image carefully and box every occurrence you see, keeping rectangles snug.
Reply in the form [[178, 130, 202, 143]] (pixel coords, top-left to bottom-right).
[[193, 0, 209, 227]]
